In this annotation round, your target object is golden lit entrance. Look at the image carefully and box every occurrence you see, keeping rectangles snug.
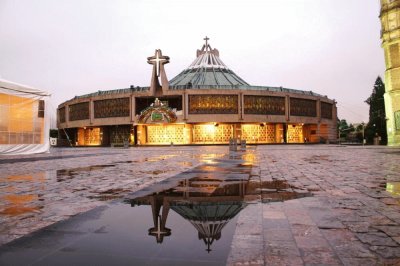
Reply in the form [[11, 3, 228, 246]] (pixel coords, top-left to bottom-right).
[[241, 124, 276, 143], [287, 124, 304, 143], [135, 123, 312, 145], [146, 124, 188, 145], [192, 124, 233, 144], [77, 127, 102, 146]]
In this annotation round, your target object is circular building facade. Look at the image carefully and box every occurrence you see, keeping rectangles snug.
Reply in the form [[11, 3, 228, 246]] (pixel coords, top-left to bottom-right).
[[57, 39, 337, 146]]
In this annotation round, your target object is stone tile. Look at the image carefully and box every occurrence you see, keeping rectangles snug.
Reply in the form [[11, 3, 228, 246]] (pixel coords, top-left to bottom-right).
[[264, 229, 293, 241], [264, 255, 303, 266], [340, 257, 380, 266], [301, 251, 342, 266], [343, 221, 373, 233], [262, 219, 290, 230], [265, 240, 301, 257], [356, 232, 399, 247], [369, 246, 400, 259], [263, 210, 286, 220], [373, 225, 400, 237]]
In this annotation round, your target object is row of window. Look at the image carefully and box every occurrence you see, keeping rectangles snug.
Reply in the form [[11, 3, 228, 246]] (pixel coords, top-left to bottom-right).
[[59, 96, 334, 121]]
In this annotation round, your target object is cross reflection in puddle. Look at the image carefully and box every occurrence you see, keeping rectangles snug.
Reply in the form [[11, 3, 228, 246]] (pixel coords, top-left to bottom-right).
[[125, 152, 312, 253]]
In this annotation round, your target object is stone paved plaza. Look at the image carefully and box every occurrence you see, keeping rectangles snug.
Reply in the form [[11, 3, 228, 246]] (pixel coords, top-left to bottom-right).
[[1, 145, 400, 265]]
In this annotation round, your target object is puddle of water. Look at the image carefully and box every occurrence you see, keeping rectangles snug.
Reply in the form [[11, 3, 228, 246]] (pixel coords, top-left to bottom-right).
[[122, 154, 312, 256], [114, 155, 179, 164], [56, 164, 115, 182], [0, 194, 41, 215], [386, 182, 400, 196], [0, 150, 314, 265], [192, 153, 225, 164], [0, 173, 46, 216], [178, 161, 193, 167]]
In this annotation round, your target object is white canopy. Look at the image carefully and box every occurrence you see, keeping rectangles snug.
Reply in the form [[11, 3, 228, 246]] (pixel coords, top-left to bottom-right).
[[0, 79, 51, 155]]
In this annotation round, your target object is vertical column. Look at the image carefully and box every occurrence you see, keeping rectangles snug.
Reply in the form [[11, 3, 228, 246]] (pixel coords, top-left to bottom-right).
[[285, 95, 290, 122], [65, 105, 69, 127], [332, 101, 338, 141], [183, 91, 187, 121], [184, 93, 189, 121], [317, 99, 321, 122], [239, 93, 244, 120], [131, 95, 136, 123], [89, 99, 94, 125]]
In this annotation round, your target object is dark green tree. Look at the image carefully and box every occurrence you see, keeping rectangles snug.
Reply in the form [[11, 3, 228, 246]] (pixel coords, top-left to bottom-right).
[[365, 76, 387, 144], [338, 119, 351, 140]]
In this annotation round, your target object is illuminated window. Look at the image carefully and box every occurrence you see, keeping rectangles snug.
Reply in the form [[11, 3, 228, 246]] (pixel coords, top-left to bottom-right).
[[189, 95, 238, 114]]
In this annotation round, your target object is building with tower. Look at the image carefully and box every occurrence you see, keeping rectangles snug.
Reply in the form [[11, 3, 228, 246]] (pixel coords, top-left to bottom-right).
[[57, 38, 337, 146], [380, 0, 400, 146]]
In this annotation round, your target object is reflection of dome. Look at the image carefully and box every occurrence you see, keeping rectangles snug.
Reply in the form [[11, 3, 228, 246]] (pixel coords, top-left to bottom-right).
[[171, 201, 246, 252]]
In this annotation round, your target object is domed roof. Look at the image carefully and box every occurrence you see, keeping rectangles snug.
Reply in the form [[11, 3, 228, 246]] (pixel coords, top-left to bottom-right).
[[169, 37, 249, 88], [171, 201, 246, 252]]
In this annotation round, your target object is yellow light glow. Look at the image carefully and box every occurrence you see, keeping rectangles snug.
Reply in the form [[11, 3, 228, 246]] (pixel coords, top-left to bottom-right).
[[77, 127, 102, 146], [146, 124, 186, 144], [287, 124, 304, 143], [192, 124, 233, 144], [0, 93, 44, 145], [387, 182, 400, 196], [241, 124, 275, 143]]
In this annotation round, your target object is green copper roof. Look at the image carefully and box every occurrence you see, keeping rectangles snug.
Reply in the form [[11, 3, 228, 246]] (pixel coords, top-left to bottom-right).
[[169, 39, 249, 87]]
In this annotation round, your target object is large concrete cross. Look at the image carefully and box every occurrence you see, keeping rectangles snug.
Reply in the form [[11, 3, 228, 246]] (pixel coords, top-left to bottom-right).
[[147, 49, 169, 77]]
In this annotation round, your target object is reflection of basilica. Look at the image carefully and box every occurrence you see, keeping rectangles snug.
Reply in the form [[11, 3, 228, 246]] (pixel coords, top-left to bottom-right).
[[127, 172, 310, 252], [129, 177, 247, 252]]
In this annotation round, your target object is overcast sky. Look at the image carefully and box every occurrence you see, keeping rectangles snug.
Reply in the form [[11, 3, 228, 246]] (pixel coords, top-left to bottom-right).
[[0, 0, 385, 123]]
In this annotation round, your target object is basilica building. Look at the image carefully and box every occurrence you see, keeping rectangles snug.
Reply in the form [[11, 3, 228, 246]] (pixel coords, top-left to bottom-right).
[[57, 38, 337, 146]]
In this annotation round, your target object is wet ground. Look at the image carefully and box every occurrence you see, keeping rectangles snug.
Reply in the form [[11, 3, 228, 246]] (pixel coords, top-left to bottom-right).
[[1, 145, 400, 265]]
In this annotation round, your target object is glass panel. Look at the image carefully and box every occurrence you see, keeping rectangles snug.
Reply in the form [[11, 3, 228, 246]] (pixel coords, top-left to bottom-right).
[[189, 95, 238, 114], [0, 93, 44, 145], [77, 127, 102, 145], [321, 102, 333, 119], [22, 133, 33, 144], [287, 125, 304, 143], [69, 102, 89, 121], [241, 124, 276, 143], [0, 132, 9, 144], [38, 100, 45, 118], [33, 133, 42, 144], [94, 98, 130, 118], [58, 107, 66, 123], [146, 125, 185, 144], [244, 96, 285, 115], [290, 98, 317, 117], [0, 105, 9, 131], [192, 124, 233, 144], [9, 133, 17, 144]]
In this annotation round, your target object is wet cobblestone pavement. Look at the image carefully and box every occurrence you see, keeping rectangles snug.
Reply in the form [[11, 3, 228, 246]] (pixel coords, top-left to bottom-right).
[[228, 145, 400, 266], [1, 145, 400, 265], [0, 146, 225, 246]]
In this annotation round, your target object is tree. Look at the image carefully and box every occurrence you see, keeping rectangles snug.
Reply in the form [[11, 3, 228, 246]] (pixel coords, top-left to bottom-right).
[[338, 119, 351, 140], [365, 77, 387, 144]]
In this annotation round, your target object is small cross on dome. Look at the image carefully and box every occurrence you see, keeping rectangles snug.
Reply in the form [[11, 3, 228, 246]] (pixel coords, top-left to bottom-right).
[[204, 36, 210, 47]]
